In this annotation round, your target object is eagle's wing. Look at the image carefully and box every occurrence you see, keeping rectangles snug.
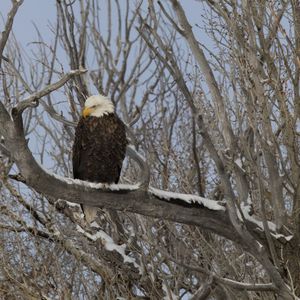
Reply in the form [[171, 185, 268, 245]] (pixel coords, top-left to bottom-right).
[[72, 118, 84, 179], [113, 117, 127, 183]]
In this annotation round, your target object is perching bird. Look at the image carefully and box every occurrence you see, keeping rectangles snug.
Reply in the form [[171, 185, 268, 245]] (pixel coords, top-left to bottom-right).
[[72, 95, 127, 223]]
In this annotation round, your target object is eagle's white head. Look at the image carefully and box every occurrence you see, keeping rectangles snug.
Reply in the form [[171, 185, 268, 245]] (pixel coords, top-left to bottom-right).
[[82, 95, 115, 118]]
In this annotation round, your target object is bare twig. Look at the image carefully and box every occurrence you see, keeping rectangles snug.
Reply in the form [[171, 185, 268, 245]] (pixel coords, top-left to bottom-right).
[[164, 251, 277, 292], [0, 0, 24, 66], [12, 68, 87, 116], [0, 143, 10, 158]]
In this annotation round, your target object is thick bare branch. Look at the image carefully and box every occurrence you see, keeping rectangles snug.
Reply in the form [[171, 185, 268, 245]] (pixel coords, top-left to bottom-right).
[[168, 0, 237, 150], [126, 145, 150, 189]]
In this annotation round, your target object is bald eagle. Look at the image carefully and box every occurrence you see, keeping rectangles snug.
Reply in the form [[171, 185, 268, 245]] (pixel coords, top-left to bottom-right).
[[72, 95, 127, 223]]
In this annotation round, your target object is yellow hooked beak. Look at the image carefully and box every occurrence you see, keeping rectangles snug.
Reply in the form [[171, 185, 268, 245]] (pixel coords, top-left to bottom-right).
[[82, 107, 93, 118]]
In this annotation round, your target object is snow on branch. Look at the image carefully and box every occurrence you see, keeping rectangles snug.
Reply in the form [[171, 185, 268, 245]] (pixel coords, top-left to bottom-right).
[[49, 171, 141, 191], [240, 203, 293, 242], [45, 169, 293, 241], [50, 169, 224, 211], [149, 187, 226, 211], [76, 225, 143, 274]]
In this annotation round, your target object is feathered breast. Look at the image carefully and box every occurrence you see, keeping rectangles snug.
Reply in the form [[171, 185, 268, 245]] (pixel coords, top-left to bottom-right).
[[72, 113, 127, 184]]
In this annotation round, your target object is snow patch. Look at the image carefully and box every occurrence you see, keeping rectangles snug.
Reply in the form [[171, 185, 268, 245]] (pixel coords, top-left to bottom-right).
[[240, 203, 293, 241], [66, 201, 80, 208], [45, 169, 140, 191], [178, 24, 185, 32], [234, 158, 243, 168], [90, 221, 101, 229], [162, 283, 178, 300], [271, 233, 293, 241], [149, 187, 225, 211], [106, 183, 140, 191], [76, 226, 143, 274], [240, 202, 277, 231], [50, 173, 107, 189]]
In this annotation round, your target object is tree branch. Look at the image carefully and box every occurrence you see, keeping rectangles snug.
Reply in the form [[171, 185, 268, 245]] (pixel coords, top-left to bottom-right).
[[12, 68, 87, 116], [0, 0, 24, 67], [126, 145, 150, 189], [162, 247, 277, 292], [168, 0, 236, 150]]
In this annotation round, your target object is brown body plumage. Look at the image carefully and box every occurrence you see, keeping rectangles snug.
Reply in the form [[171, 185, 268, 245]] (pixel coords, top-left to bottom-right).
[[72, 115, 127, 184]]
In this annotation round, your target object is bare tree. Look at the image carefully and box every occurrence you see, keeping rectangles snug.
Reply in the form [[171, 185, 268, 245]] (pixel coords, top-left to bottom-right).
[[0, 0, 299, 299]]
